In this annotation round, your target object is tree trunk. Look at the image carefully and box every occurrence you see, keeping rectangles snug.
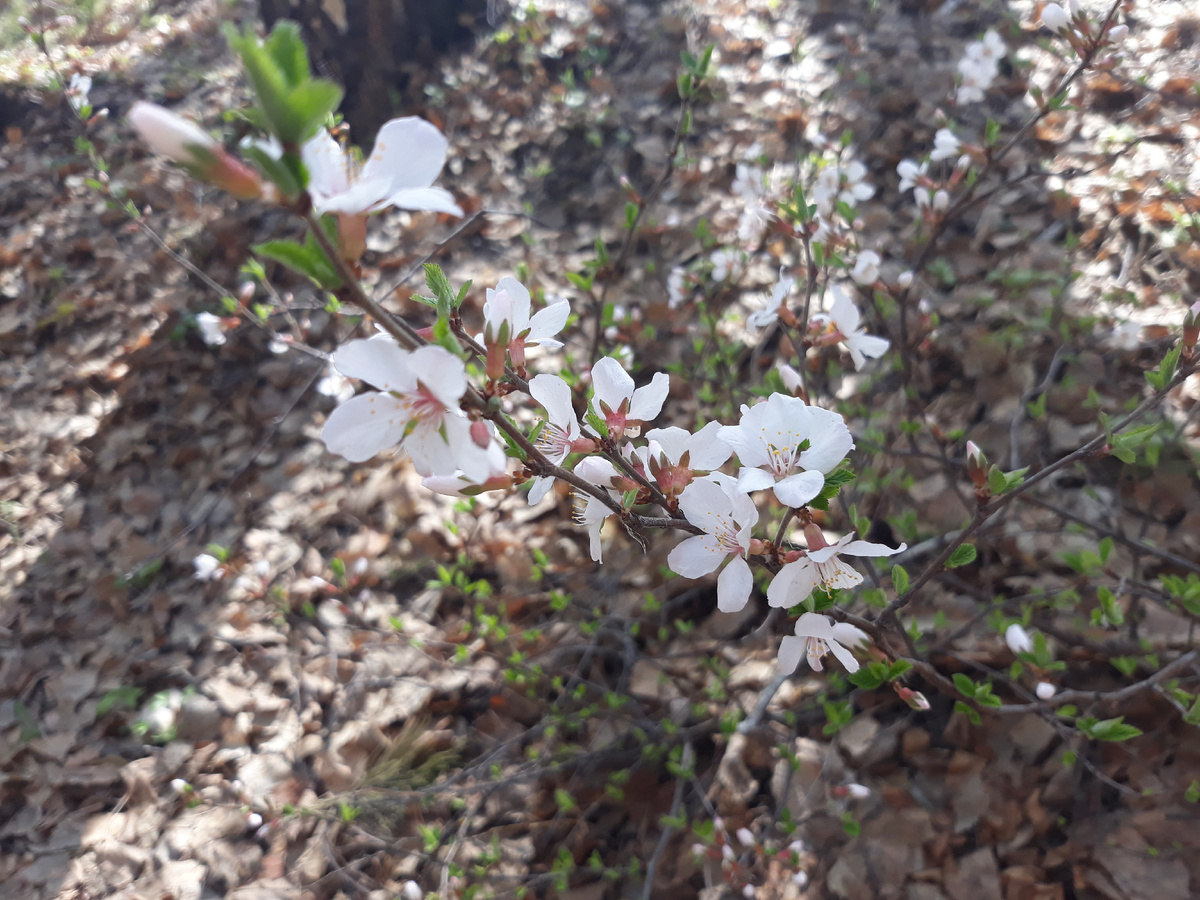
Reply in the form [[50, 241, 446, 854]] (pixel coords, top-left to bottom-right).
[[257, 0, 489, 143]]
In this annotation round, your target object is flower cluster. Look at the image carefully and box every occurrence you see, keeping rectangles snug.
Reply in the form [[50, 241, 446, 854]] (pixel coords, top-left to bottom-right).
[[956, 30, 1005, 105]]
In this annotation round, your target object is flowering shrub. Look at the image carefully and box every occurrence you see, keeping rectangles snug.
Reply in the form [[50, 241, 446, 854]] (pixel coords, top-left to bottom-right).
[[113, 6, 1200, 897]]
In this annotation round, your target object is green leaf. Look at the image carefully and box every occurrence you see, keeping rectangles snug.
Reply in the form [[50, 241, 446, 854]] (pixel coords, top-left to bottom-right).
[[946, 543, 977, 569], [1186, 781, 1200, 803], [262, 19, 310, 86], [253, 234, 342, 289], [984, 118, 1000, 147], [891, 564, 909, 596], [953, 700, 981, 726], [424, 263, 457, 308], [952, 673, 976, 698], [285, 80, 344, 141], [1077, 715, 1142, 742]]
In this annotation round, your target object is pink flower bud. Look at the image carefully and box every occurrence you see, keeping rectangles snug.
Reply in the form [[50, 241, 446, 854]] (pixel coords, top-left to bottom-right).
[[896, 684, 931, 710], [129, 101, 262, 200], [129, 100, 217, 163]]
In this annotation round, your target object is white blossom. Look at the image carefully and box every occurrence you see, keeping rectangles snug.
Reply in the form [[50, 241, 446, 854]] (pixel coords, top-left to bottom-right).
[[1041, 3, 1071, 33], [897, 159, 928, 193], [767, 527, 904, 608], [777, 612, 870, 674], [587, 357, 670, 440], [929, 128, 961, 163], [668, 477, 759, 613], [193, 553, 224, 581], [747, 268, 796, 332], [195, 312, 227, 347], [719, 393, 853, 508], [824, 284, 890, 370], [302, 117, 462, 217], [850, 251, 880, 286], [321, 339, 496, 481]]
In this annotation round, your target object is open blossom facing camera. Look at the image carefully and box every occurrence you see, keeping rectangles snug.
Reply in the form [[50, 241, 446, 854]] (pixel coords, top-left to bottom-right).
[[587, 357, 670, 440], [719, 393, 854, 508], [321, 339, 496, 481], [767, 524, 904, 608], [778, 612, 870, 674], [668, 476, 759, 613], [643, 423, 732, 498]]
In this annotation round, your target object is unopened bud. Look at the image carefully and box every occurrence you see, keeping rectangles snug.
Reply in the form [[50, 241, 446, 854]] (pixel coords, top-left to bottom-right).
[[128, 101, 262, 200], [1184, 303, 1200, 354], [1041, 3, 1071, 33], [1107, 23, 1128, 43], [737, 827, 756, 848], [1035, 681, 1057, 700], [742, 884, 756, 899], [966, 441, 989, 488], [897, 270, 914, 289], [895, 684, 931, 710]]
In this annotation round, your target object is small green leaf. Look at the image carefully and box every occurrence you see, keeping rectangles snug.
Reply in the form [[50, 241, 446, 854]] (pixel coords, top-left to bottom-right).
[[952, 673, 976, 698], [946, 543, 977, 568], [891, 564, 909, 595]]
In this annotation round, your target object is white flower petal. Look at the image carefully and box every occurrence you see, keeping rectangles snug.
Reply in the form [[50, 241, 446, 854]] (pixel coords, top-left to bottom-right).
[[717, 556, 753, 612], [628, 372, 671, 421], [322, 392, 410, 462], [362, 116, 450, 191], [777, 635, 805, 674], [773, 471, 826, 508], [386, 186, 463, 216]]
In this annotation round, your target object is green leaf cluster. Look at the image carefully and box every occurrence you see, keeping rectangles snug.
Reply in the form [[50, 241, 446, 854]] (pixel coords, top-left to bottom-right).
[[226, 21, 343, 145]]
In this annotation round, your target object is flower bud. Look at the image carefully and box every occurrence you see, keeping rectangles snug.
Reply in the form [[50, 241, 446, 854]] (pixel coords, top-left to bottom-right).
[[846, 783, 871, 799], [966, 441, 989, 489], [1184, 302, 1200, 355], [1041, 3, 1071, 33], [897, 270, 914, 289], [1107, 23, 1128, 42], [1005, 623, 1034, 655], [129, 101, 262, 200], [895, 684, 931, 710], [130, 101, 217, 162], [737, 827, 756, 848], [1035, 681, 1057, 700], [743, 884, 756, 899]]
